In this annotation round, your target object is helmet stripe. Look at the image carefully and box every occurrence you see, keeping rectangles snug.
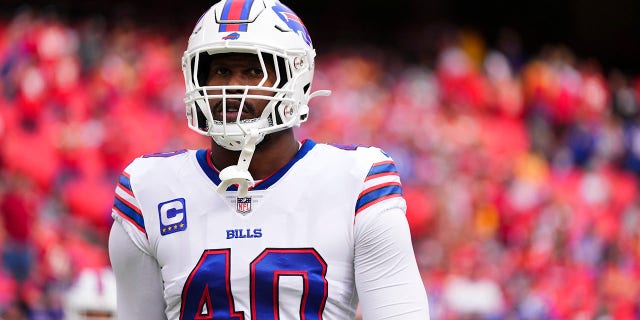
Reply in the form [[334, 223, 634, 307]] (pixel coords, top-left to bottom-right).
[[219, 0, 255, 32]]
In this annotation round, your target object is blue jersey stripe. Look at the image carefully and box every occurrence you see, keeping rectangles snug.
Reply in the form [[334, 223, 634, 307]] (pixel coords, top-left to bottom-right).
[[367, 162, 397, 177], [355, 185, 403, 212], [119, 174, 132, 192], [114, 197, 145, 230]]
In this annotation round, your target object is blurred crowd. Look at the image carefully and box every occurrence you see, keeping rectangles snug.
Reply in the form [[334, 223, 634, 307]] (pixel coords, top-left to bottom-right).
[[2, 8, 640, 320]]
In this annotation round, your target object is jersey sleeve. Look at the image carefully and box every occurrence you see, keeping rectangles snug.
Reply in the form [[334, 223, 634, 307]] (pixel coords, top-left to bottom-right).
[[111, 161, 152, 256], [109, 222, 167, 319], [354, 207, 430, 319], [353, 148, 429, 319], [109, 158, 167, 318]]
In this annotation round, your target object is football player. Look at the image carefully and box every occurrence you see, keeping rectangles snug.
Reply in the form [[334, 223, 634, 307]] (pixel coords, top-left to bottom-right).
[[108, 0, 429, 319]]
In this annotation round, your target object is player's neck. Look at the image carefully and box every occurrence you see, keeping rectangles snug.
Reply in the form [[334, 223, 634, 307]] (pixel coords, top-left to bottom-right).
[[210, 129, 300, 180]]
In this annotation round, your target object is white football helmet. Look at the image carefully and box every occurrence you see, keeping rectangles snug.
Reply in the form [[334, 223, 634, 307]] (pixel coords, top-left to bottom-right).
[[182, 0, 329, 150], [64, 268, 117, 320]]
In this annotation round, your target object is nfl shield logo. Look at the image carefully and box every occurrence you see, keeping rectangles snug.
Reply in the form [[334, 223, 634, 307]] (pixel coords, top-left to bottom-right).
[[236, 197, 252, 214]]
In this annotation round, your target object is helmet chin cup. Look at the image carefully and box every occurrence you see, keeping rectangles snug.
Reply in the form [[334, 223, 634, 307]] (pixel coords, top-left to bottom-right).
[[211, 117, 268, 151], [216, 129, 260, 198], [217, 166, 255, 198]]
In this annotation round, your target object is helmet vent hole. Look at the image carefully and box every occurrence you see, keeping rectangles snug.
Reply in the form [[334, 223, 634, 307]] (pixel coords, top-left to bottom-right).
[[274, 25, 289, 32]]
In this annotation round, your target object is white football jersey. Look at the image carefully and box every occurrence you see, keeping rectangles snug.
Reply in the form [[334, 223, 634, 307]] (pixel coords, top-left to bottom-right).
[[112, 139, 415, 319]]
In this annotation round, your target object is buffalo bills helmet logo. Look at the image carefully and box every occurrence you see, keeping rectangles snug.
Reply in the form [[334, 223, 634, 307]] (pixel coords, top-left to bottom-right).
[[272, 2, 312, 46], [222, 32, 241, 40]]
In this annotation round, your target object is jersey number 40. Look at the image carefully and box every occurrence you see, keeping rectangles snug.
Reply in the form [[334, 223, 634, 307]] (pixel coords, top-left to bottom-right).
[[180, 248, 328, 319]]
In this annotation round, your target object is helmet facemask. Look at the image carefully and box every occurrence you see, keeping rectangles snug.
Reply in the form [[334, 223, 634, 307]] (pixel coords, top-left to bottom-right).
[[184, 47, 310, 151]]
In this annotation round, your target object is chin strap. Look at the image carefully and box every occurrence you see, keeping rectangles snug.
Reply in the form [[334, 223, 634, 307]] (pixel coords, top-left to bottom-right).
[[216, 129, 260, 198]]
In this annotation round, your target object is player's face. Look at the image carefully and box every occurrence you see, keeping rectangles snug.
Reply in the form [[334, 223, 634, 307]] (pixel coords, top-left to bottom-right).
[[206, 53, 277, 122]]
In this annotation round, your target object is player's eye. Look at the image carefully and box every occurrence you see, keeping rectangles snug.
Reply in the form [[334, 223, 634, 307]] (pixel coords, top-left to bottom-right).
[[247, 67, 265, 77], [213, 67, 231, 76]]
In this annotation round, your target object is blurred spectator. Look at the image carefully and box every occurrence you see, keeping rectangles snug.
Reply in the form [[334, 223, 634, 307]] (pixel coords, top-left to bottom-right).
[[441, 245, 505, 319], [63, 267, 117, 319], [0, 172, 37, 284]]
